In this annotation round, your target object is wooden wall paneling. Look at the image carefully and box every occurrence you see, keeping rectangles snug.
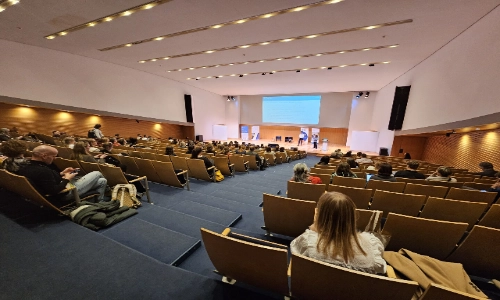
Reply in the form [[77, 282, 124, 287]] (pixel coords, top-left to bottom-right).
[[392, 136, 427, 160], [422, 129, 500, 171], [0, 102, 191, 139]]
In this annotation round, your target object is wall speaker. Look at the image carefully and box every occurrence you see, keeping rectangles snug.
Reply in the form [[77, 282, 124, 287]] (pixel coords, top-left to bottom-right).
[[195, 135, 203, 142], [388, 86, 411, 130], [184, 94, 193, 123]]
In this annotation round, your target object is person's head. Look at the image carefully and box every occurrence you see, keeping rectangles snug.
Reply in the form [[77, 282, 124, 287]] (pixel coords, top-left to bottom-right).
[[356, 152, 362, 158], [118, 138, 125, 145], [102, 142, 113, 151], [336, 162, 352, 177], [319, 156, 330, 165], [279, 147, 285, 152], [0, 139, 26, 158], [346, 158, 357, 169], [52, 130, 60, 137], [128, 137, 138, 145], [344, 151, 352, 157], [479, 162, 494, 171], [191, 146, 202, 159], [314, 192, 366, 262], [32, 145, 58, 165], [266, 147, 272, 152], [165, 146, 174, 155], [377, 162, 393, 176], [72, 142, 89, 159], [404, 152, 411, 159], [437, 166, 453, 177], [293, 163, 310, 182], [407, 160, 420, 170], [94, 124, 101, 129], [109, 138, 116, 143], [207, 145, 213, 152], [361, 153, 367, 158], [0, 128, 10, 135], [187, 145, 194, 152], [249, 146, 255, 152]]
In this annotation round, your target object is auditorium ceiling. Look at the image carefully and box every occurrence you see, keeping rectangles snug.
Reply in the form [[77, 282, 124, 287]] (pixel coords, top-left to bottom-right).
[[1, 0, 499, 95]]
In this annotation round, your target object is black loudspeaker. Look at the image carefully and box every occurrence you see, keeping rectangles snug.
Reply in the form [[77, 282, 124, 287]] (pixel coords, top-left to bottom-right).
[[379, 148, 389, 156], [184, 94, 193, 123], [195, 135, 203, 142], [388, 86, 411, 130]]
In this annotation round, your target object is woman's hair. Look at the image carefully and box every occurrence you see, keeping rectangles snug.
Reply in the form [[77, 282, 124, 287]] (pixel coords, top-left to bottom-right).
[[266, 147, 272, 152], [71, 142, 89, 161], [336, 162, 353, 177], [206, 145, 214, 152], [279, 147, 285, 152], [344, 151, 352, 157], [94, 124, 101, 129], [479, 162, 494, 170], [191, 146, 203, 159], [377, 162, 393, 176], [319, 156, 330, 165], [404, 152, 412, 159], [186, 145, 195, 153], [165, 146, 174, 155], [346, 158, 357, 169], [437, 166, 453, 177], [293, 163, 309, 182], [356, 152, 362, 157], [0, 140, 26, 158], [315, 192, 366, 262]]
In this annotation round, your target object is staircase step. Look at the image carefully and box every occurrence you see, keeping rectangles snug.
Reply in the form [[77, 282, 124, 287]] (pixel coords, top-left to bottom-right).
[[167, 200, 242, 227]]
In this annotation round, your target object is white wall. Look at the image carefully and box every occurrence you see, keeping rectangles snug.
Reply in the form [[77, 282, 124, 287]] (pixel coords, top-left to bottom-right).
[[239, 92, 352, 127], [346, 92, 376, 146], [371, 6, 500, 153], [225, 97, 240, 139], [0, 39, 225, 140]]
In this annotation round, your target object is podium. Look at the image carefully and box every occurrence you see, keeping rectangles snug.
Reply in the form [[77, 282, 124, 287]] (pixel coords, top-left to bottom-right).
[[322, 138, 328, 151]]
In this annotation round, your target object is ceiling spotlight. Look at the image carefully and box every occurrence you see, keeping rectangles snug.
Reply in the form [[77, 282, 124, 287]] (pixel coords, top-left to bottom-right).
[[262, 72, 266, 75], [369, 63, 375, 67], [239, 75, 243, 77], [196, 78, 199, 80], [231, 96, 236, 101], [227, 96, 231, 101], [270, 71, 275, 74], [327, 67, 332, 70], [215, 76, 219, 79], [356, 92, 364, 98], [296, 70, 301, 72], [365, 92, 370, 98]]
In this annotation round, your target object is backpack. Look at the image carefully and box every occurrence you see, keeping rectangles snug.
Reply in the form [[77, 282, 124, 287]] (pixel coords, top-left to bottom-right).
[[215, 169, 224, 182], [111, 184, 141, 208], [88, 129, 97, 138]]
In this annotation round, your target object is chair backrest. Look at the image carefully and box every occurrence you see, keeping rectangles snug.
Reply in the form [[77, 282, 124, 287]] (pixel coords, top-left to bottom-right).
[[78, 161, 102, 174], [328, 185, 373, 209], [404, 183, 449, 198], [262, 193, 316, 237], [366, 180, 406, 195], [445, 187, 497, 205], [129, 151, 142, 158], [263, 153, 276, 166], [382, 213, 468, 260], [98, 164, 129, 187], [213, 157, 233, 176], [155, 154, 171, 162], [291, 253, 418, 300], [187, 159, 213, 182], [452, 176, 475, 183], [53, 158, 84, 175], [370, 190, 426, 218], [423, 181, 464, 188], [170, 155, 189, 173], [117, 155, 141, 176], [477, 204, 500, 229], [447, 225, 500, 279], [201, 228, 289, 295], [141, 152, 157, 161], [331, 176, 367, 188], [57, 147, 73, 159], [134, 158, 161, 183], [311, 167, 335, 175], [419, 197, 487, 229], [309, 173, 331, 190], [151, 161, 186, 188], [462, 182, 493, 191], [287, 181, 326, 202], [473, 178, 497, 184], [229, 155, 248, 172], [356, 209, 382, 232], [418, 283, 486, 300], [243, 154, 260, 170]]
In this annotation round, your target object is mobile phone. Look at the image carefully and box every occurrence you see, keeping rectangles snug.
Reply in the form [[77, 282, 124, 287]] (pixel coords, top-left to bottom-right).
[[71, 168, 80, 174]]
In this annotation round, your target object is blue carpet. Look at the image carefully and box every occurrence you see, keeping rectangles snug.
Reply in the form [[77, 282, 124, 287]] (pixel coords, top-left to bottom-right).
[[168, 200, 242, 226], [101, 217, 200, 265]]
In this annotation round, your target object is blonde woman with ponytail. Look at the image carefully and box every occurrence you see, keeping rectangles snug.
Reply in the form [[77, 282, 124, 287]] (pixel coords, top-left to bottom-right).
[[290, 192, 386, 274]]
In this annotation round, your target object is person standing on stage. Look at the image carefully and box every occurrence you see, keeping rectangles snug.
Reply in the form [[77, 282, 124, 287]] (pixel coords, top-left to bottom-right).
[[298, 131, 305, 146], [312, 134, 319, 149]]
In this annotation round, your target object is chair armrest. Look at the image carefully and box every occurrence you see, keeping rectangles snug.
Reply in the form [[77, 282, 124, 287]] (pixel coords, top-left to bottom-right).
[[287, 259, 292, 277], [58, 184, 76, 194], [176, 170, 188, 176], [386, 265, 397, 279], [222, 228, 231, 236], [129, 176, 147, 183], [229, 164, 235, 167], [207, 166, 215, 171]]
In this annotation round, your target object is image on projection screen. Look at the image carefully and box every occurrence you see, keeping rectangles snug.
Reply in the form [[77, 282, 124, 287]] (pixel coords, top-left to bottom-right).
[[262, 95, 321, 124]]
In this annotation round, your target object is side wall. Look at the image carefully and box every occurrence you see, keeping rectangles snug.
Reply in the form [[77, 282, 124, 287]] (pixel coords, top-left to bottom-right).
[[370, 6, 500, 153], [0, 40, 224, 140]]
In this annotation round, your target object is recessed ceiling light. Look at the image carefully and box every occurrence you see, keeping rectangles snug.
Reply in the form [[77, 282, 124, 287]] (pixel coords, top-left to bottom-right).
[[229, 63, 234, 66], [302, 68, 308, 71], [178, 69, 182, 71], [154, 37, 164, 41], [292, 6, 307, 12], [212, 24, 223, 29], [205, 50, 215, 53], [360, 63, 367, 66], [262, 13, 275, 18], [151, 59, 157, 61], [259, 60, 265, 62], [46, 35, 56, 40], [187, 78, 191, 80], [338, 51, 345, 54], [365, 25, 378, 30], [104, 17, 113, 22], [340, 65, 347, 67], [277, 58, 283, 60], [382, 61, 390, 64], [389, 45, 398, 48], [230, 74, 236, 76], [316, 54, 323, 56], [321, 67, 327, 69], [189, 68, 195, 70], [163, 57, 170, 60], [236, 19, 247, 24], [143, 3, 156, 9], [260, 42, 270, 45], [244, 62, 249, 64], [306, 35, 318, 39], [215, 65, 220, 67], [122, 11, 133, 16], [296, 56, 301, 58], [281, 38, 294, 42], [88, 22, 96, 27], [59, 32, 68, 36], [139, 60, 146, 63], [125, 43, 132, 47], [240, 45, 250, 48], [363, 48, 371, 51]]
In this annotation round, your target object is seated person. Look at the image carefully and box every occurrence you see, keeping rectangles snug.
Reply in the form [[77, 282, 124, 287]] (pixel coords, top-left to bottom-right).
[[291, 192, 386, 274], [331, 162, 358, 178], [70, 142, 100, 163], [344, 150, 352, 157], [16, 145, 108, 203], [330, 149, 343, 159], [403, 152, 412, 160], [247, 146, 266, 170], [186, 144, 195, 154], [235, 145, 246, 155], [179, 141, 187, 148], [63, 137, 75, 149], [370, 163, 397, 182], [475, 162, 497, 178], [87, 139, 100, 153], [110, 138, 120, 147], [346, 157, 359, 169], [279, 147, 290, 162], [0, 128, 11, 141], [165, 146, 176, 156], [316, 156, 330, 166], [206, 145, 216, 154], [52, 130, 61, 138], [487, 172, 500, 202], [355, 153, 374, 164], [0, 139, 28, 172], [191, 146, 215, 176], [291, 163, 322, 184], [394, 160, 426, 179], [426, 166, 457, 182]]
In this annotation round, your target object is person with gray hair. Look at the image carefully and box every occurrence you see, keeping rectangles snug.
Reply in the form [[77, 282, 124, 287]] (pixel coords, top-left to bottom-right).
[[16, 145, 108, 204], [291, 163, 322, 184], [0, 128, 11, 141]]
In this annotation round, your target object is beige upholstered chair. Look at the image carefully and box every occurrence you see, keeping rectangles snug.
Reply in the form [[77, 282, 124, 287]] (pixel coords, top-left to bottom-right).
[[404, 183, 449, 198], [151, 160, 189, 190], [213, 156, 234, 177], [187, 159, 216, 182], [366, 180, 406, 195], [477, 204, 500, 229], [446, 187, 497, 205], [331, 176, 367, 188], [419, 197, 487, 229], [370, 190, 426, 218], [328, 185, 373, 209], [287, 181, 326, 202]]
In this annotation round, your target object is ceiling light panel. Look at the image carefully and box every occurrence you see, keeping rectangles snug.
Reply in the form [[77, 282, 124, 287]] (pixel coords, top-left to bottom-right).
[[0, 0, 21, 13], [186, 61, 391, 80], [44, 0, 173, 40], [139, 20, 411, 62], [166, 44, 398, 72], [99, 0, 346, 51]]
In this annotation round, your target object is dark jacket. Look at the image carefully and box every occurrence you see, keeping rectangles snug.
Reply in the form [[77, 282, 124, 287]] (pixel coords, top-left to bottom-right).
[[394, 170, 426, 179], [16, 160, 69, 196], [475, 169, 498, 178], [370, 174, 397, 182]]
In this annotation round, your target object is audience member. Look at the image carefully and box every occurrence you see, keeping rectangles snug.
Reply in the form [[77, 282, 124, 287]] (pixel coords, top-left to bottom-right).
[[487, 172, 500, 202], [16, 145, 108, 203], [52, 130, 61, 138], [475, 162, 497, 178], [235, 145, 246, 155], [317, 156, 330, 166], [70, 142, 98, 163], [92, 124, 104, 139], [291, 192, 386, 274], [179, 141, 186, 148], [426, 166, 457, 182], [0, 140, 28, 172], [370, 163, 396, 182], [344, 151, 352, 157], [346, 157, 359, 169], [191, 146, 215, 176], [186, 145, 194, 154], [332, 162, 358, 178], [0, 128, 11, 141], [291, 163, 322, 184], [88, 139, 100, 153], [355, 153, 374, 164], [165, 146, 176, 156], [403, 152, 412, 160], [330, 149, 343, 159], [394, 160, 426, 179], [247, 146, 266, 170], [63, 137, 75, 149], [206, 145, 216, 154]]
